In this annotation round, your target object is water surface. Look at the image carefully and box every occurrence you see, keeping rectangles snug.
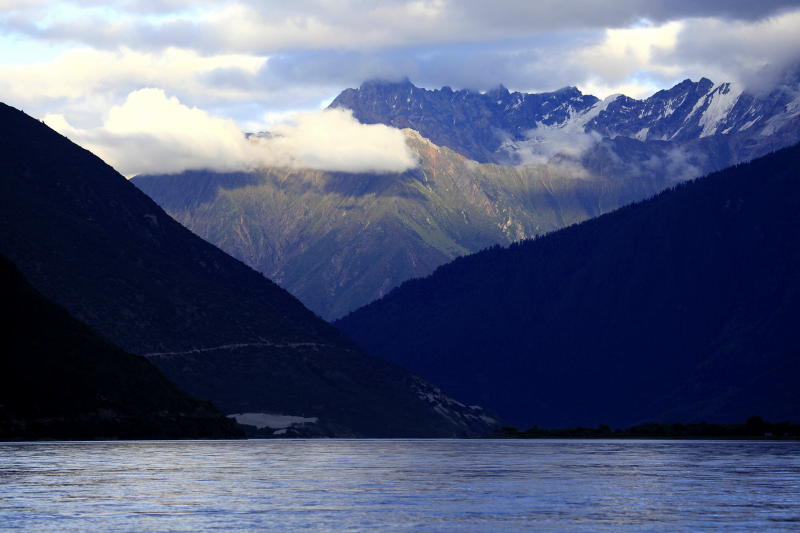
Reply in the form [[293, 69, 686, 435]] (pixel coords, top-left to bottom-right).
[[1, 439, 798, 531]]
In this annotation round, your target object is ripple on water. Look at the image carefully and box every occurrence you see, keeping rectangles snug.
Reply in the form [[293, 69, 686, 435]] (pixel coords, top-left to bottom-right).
[[0, 439, 799, 531]]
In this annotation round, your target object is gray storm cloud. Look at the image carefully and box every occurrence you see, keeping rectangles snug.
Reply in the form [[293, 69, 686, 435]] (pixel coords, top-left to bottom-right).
[[4, 1, 798, 53], [663, 12, 800, 92], [198, 11, 800, 100]]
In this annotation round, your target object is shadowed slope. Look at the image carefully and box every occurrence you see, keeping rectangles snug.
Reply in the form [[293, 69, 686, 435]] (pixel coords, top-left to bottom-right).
[[0, 254, 242, 440]]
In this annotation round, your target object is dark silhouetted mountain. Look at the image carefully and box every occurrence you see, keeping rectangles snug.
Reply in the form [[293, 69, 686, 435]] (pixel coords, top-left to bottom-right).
[[336, 144, 800, 428], [0, 101, 498, 437], [0, 254, 242, 440]]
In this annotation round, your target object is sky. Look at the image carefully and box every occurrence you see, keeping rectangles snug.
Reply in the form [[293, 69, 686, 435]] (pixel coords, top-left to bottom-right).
[[1, 0, 799, 175]]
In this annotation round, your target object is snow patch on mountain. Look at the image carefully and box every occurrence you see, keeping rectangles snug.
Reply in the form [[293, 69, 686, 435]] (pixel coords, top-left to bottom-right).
[[698, 83, 743, 137], [498, 94, 620, 167], [574, 94, 622, 128]]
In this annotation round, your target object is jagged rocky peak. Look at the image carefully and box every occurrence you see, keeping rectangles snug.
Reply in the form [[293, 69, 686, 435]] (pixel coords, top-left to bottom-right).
[[486, 84, 510, 97], [552, 85, 583, 97], [580, 73, 799, 143], [583, 79, 719, 141], [344, 77, 421, 102], [656, 77, 714, 97]]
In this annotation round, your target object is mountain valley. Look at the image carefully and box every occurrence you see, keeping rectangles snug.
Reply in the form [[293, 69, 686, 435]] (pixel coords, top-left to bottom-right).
[[136, 74, 800, 319]]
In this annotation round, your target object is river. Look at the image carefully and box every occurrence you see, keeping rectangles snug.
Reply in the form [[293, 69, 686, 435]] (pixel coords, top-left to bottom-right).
[[1, 439, 798, 531]]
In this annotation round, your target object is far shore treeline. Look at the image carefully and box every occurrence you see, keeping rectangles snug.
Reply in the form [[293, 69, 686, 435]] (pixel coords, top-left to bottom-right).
[[492, 416, 800, 440]]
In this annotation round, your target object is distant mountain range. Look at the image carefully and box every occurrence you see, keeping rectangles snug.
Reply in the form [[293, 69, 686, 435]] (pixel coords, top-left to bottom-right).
[[331, 72, 800, 164], [0, 254, 241, 440], [337, 144, 800, 428], [331, 79, 599, 164], [0, 102, 497, 438], [136, 73, 800, 319]]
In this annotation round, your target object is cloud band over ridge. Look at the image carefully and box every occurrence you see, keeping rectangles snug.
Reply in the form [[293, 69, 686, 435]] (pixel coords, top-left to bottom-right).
[[45, 88, 418, 176]]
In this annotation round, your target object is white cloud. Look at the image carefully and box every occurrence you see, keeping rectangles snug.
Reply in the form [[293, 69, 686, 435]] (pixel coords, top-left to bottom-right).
[[263, 109, 419, 174], [44, 88, 418, 176], [577, 80, 661, 100], [503, 116, 603, 176], [0, 0, 42, 10], [568, 12, 800, 95], [665, 12, 800, 91], [0, 47, 267, 125], [575, 21, 683, 85]]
